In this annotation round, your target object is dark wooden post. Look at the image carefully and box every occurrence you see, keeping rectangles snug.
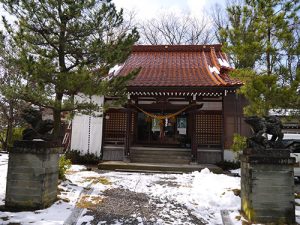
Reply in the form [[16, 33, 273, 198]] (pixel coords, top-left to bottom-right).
[[191, 112, 197, 163], [124, 109, 132, 162], [100, 112, 106, 160], [221, 91, 225, 161]]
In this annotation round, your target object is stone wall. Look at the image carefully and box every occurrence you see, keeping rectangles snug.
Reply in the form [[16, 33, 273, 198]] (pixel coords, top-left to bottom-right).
[[240, 148, 295, 224], [5, 141, 62, 211]]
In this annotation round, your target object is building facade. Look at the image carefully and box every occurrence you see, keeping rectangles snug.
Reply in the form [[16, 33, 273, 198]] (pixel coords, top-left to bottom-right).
[[71, 45, 250, 164]]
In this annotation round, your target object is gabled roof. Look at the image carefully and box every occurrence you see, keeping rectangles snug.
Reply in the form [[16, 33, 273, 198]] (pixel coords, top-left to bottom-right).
[[115, 44, 242, 89]]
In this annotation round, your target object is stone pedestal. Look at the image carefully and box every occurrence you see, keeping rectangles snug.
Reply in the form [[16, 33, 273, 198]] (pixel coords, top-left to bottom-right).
[[5, 141, 63, 211], [240, 148, 295, 224]]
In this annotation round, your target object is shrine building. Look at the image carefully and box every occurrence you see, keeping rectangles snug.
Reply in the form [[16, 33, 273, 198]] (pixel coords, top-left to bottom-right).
[[71, 44, 250, 164]]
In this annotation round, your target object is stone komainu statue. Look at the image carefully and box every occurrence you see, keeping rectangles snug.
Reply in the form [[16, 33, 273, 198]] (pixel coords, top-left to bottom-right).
[[244, 116, 284, 150], [22, 108, 54, 140]]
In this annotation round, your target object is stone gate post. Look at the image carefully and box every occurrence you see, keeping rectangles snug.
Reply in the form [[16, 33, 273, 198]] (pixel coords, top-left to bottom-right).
[[240, 148, 295, 224], [5, 141, 62, 211]]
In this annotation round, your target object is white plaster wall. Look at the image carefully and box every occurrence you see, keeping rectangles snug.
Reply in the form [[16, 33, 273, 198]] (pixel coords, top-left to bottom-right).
[[71, 114, 90, 153], [70, 95, 104, 156]]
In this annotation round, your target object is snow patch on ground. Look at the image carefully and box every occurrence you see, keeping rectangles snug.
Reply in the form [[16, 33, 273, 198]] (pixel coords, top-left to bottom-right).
[[76, 214, 94, 225], [0, 153, 8, 205], [0, 153, 299, 224], [0, 159, 99, 225], [230, 168, 241, 176], [100, 169, 241, 224]]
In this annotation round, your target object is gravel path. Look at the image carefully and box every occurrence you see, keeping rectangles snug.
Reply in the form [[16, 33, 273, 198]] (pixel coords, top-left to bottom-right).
[[82, 188, 206, 225]]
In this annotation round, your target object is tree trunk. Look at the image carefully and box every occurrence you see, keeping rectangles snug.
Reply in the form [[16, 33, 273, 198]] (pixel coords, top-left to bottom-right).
[[53, 93, 63, 140], [53, 109, 61, 139], [4, 101, 14, 151], [266, 27, 271, 75], [3, 129, 8, 151], [5, 121, 13, 150]]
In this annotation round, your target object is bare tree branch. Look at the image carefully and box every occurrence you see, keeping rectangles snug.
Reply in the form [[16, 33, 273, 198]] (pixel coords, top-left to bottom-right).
[[139, 12, 214, 45]]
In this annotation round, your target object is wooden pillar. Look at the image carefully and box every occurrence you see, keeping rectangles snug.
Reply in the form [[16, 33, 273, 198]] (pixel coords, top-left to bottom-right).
[[100, 111, 106, 160], [124, 109, 132, 161], [191, 112, 197, 163], [221, 92, 225, 161]]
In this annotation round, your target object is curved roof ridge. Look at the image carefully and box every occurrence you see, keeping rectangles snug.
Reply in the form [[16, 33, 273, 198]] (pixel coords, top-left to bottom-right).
[[210, 47, 221, 70], [209, 47, 227, 85], [132, 44, 222, 52], [201, 50, 220, 86]]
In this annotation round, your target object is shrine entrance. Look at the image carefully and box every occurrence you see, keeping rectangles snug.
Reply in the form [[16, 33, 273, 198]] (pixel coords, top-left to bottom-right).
[[136, 112, 188, 147]]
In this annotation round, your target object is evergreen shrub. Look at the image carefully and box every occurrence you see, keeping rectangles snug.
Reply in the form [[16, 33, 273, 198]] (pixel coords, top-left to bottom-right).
[[65, 150, 100, 165], [59, 155, 71, 180]]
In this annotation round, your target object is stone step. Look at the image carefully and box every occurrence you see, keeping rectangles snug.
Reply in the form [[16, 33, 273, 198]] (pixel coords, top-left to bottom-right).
[[130, 154, 189, 158], [130, 146, 190, 151], [131, 152, 190, 160], [131, 147, 191, 164], [103, 145, 124, 150], [130, 150, 190, 156], [98, 161, 223, 173], [131, 149, 190, 160], [103, 145, 192, 163], [130, 157, 190, 164], [130, 154, 191, 160]]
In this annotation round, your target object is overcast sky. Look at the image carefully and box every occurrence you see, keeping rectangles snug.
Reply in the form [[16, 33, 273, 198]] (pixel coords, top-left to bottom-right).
[[0, 0, 226, 30], [112, 0, 225, 20]]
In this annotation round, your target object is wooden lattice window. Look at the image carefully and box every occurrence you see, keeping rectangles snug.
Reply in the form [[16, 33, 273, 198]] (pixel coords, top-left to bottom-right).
[[104, 111, 127, 142], [131, 113, 135, 134], [195, 112, 223, 146], [103, 111, 135, 143]]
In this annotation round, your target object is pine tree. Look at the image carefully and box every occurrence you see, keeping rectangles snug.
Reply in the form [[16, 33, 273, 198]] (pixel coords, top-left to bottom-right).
[[220, 0, 300, 116], [0, 0, 139, 138], [0, 31, 26, 150], [246, 0, 299, 76], [220, 3, 262, 69]]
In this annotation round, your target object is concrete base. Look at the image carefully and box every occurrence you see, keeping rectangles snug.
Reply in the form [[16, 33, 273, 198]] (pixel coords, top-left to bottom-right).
[[98, 161, 222, 173], [240, 148, 295, 224], [5, 141, 63, 211]]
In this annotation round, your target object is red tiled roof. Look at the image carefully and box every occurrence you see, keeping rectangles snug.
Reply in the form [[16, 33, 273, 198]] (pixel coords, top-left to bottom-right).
[[115, 45, 242, 89]]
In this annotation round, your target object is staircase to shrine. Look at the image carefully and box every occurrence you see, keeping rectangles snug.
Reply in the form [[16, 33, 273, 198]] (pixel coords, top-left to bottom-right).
[[129, 146, 191, 164]]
